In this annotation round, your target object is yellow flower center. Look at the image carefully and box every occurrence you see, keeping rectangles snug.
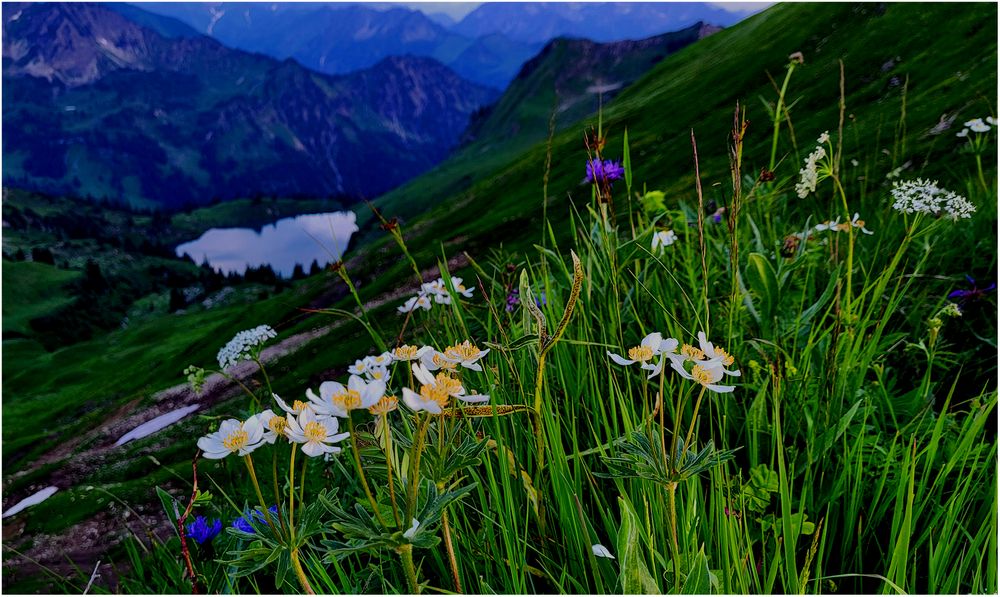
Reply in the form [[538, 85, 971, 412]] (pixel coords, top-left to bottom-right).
[[370, 369, 387, 380], [303, 421, 326, 443], [714, 347, 735, 367], [420, 384, 452, 409], [292, 400, 308, 413], [627, 345, 655, 362], [444, 341, 481, 362], [691, 364, 714, 386], [434, 373, 463, 397], [394, 345, 419, 360], [331, 389, 362, 411], [681, 344, 705, 360], [268, 416, 287, 435], [369, 395, 399, 416], [836, 222, 851, 232], [432, 353, 458, 370], [223, 429, 249, 452], [457, 284, 467, 292]]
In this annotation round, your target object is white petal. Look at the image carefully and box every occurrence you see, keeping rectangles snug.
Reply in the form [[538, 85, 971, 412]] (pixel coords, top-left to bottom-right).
[[706, 383, 736, 393], [458, 393, 490, 404], [660, 338, 679, 354], [412, 363, 436, 386], [403, 518, 420, 540], [607, 351, 635, 366], [402, 387, 428, 412], [641, 332, 663, 351], [592, 544, 615, 559], [462, 361, 483, 372]]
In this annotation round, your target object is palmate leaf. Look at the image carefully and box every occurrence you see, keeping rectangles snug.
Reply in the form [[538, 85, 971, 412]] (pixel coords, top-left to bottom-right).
[[600, 428, 737, 485]]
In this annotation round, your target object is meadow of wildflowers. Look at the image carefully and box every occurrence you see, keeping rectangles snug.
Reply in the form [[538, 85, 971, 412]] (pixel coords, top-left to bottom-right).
[[3, 4, 996, 596], [107, 54, 997, 592]]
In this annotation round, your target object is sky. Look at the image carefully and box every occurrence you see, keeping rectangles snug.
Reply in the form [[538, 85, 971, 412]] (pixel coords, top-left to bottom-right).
[[395, 1, 775, 20]]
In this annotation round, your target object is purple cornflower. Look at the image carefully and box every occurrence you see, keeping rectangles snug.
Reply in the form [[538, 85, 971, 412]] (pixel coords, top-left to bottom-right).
[[585, 159, 624, 184], [186, 516, 222, 544], [948, 275, 996, 303], [505, 288, 520, 312], [231, 505, 279, 534]]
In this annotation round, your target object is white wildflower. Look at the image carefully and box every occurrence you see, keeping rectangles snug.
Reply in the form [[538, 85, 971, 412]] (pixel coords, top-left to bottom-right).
[[391, 344, 433, 362], [307, 375, 385, 419], [440, 340, 490, 371], [817, 130, 830, 144], [365, 364, 391, 384], [956, 128, 970, 138], [651, 230, 677, 253], [256, 409, 289, 444], [795, 143, 827, 198], [365, 352, 394, 367], [197, 417, 265, 459], [401, 364, 488, 414], [398, 294, 432, 313], [275, 393, 312, 416], [891, 179, 976, 220], [669, 358, 738, 394], [216, 325, 277, 369], [987, 116, 997, 126], [965, 118, 990, 133], [285, 409, 350, 457]]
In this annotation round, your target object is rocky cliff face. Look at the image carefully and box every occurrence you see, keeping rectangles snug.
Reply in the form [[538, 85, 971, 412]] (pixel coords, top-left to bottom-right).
[[2, 3, 498, 208]]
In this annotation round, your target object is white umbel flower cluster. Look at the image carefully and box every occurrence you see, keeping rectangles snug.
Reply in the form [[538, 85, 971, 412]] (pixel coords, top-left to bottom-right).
[[795, 132, 829, 198], [890, 179, 976, 220], [217, 325, 277, 369]]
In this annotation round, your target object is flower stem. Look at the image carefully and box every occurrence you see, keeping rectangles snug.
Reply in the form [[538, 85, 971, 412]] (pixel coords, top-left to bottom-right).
[[289, 444, 297, 537], [290, 547, 316, 594], [243, 455, 277, 535], [399, 543, 420, 594], [975, 154, 989, 195], [383, 417, 402, 528], [407, 415, 430, 522], [666, 481, 682, 591], [682, 386, 708, 456], [441, 507, 463, 592], [348, 416, 387, 527]]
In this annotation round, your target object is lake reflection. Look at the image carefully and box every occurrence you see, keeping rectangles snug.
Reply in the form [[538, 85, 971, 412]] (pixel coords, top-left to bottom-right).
[[175, 212, 358, 277]]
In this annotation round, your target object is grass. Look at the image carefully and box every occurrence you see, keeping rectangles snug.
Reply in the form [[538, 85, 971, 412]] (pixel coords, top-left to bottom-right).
[[2, 3, 997, 594]]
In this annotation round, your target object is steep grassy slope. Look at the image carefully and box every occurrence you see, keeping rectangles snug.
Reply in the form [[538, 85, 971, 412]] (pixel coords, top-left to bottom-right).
[[371, 2, 997, 244]]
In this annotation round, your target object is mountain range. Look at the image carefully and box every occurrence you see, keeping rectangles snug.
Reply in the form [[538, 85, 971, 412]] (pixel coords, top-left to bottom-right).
[[2, 2, 499, 208], [133, 2, 746, 88]]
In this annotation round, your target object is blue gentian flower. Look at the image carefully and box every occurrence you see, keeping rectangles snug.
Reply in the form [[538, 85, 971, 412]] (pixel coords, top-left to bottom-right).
[[231, 505, 279, 534], [948, 275, 996, 302], [186, 516, 222, 544], [585, 159, 624, 184]]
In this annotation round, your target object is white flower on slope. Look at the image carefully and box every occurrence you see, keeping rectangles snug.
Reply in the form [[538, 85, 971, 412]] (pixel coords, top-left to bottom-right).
[[285, 409, 350, 457], [965, 118, 990, 133], [216, 325, 277, 369], [956, 128, 970, 138], [440, 340, 490, 371], [365, 364, 391, 384], [198, 417, 265, 459], [398, 295, 432, 313], [402, 364, 488, 414], [308, 375, 385, 419], [256, 409, 289, 444], [696, 331, 741, 377], [652, 230, 677, 253], [365, 352, 394, 367], [275, 393, 312, 416], [891, 179, 976, 220], [608, 332, 665, 376], [419, 350, 459, 372], [347, 359, 369, 376], [669, 358, 738, 394], [449, 277, 475, 298], [391, 344, 433, 362]]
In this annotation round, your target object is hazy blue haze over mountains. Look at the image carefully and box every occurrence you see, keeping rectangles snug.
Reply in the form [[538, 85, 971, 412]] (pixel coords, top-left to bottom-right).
[[136, 2, 542, 88], [2, 2, 498, 208], [134, 2, 745, 88], [453, 2, 741, 43]]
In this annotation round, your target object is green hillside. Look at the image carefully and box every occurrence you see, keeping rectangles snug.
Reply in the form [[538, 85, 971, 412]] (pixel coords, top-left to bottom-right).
[[370, 2, 997, 249]]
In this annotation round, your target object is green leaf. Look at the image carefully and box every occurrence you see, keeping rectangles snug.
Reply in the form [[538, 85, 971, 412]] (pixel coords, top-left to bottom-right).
[[623, 128, 633, 191], [617, 497, 660, 594], [745, 252, 780, 321], [681, 547, 712, 594]]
